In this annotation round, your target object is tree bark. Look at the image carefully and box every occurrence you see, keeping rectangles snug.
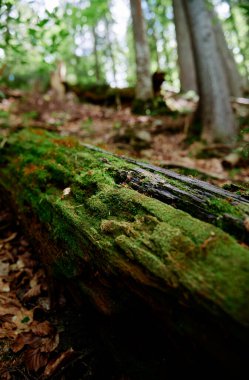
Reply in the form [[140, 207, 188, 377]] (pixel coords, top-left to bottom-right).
[[210, 8, 243, 97], [1, 129, 249, 370], [184, 0, 237, 145], [129, 0, 153, 100], [172, 0, 197, 93]]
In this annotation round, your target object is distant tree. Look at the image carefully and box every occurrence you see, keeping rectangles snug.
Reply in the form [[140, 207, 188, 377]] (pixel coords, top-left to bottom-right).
[[184, 0, 237, 145], [172, 0, 197, 93], [129, 0, 153, 101]]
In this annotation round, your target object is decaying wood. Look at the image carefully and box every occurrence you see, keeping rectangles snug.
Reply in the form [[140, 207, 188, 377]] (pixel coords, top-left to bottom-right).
[[83, 143, 249, 243], [1, 128, 249, 370]]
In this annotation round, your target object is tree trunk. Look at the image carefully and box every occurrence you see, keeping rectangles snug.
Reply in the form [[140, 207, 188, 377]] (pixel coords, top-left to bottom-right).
[[172, 0, 197, 93], [1, 129, 249, 370], [50, 61, 66, 102], [184, 0, 237, 145], [145, 0, 160, 70], [210, 8, 242, 97], [129, 0, 153, 100]]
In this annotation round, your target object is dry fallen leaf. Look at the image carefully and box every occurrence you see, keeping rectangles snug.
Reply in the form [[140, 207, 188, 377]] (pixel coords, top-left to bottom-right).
[[30, 321, 54, 337], [11, 308, 33, 333], [23, 284, 42, 301], [0, 279, 10, 292], [0, 328, 17, 339], [43, 348, 75, 378], [12, 332, 41, 352], [24, 347, 49, 372], [0, 232, 17, 244], [40, 333, 59, 353]]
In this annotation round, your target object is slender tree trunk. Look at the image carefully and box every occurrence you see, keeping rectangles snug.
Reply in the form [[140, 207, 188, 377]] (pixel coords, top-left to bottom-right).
[[210, 9, 242, 97], [129, 0, 153, 100], [173, 0, 197, 93], [145, 0, 160, 69], [50, 61, 66, 102], [184, 0, 237, 145], [92, 26, 100, 82]]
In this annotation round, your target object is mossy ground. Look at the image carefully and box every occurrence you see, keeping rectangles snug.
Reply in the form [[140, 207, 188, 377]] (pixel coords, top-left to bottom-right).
[[1, 128, 249, 328]]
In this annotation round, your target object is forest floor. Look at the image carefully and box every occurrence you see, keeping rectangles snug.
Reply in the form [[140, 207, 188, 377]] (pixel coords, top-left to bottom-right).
[[0, 89, 249, 379]]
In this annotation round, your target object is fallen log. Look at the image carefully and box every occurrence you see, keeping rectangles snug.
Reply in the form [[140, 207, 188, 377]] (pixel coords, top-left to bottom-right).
[[83, 144, 249, 243], [1, 128, 249, 371]]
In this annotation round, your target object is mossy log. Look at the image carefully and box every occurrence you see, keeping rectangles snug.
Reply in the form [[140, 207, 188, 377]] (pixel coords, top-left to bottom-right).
[[83, 144, 249, 243], [1, 129, 249, 369]]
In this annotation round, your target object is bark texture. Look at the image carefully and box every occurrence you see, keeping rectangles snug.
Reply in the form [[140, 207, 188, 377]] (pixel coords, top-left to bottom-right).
[[173, 0, 197, 93], [211, 8, 242, 97], [1, 129, 249, 368], [184, 0, 237, 145], [130, 0, 153, 100]]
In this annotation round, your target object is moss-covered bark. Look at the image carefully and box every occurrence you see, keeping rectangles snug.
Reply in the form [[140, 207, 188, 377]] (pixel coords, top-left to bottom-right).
[[1, 129, 249, 363]]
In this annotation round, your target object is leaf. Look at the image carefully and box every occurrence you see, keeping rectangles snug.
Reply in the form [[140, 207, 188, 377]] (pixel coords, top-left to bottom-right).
[[21, 316, 30, 323], [0, 314, 14, 324], [11, 308, 33, 333], [0, 232, 17, 243], [28, 28, 37, 36], [24, 347, 49, 372], [23, 284, 42, 301], [40, 333, 59, 353], [12, 332, 40, 352], [30, 321, 54, 337], [43, 348, 75, 378], [0, 280, 10, 292], [37, 19, 49, 27], [0, 328, 16, 339]]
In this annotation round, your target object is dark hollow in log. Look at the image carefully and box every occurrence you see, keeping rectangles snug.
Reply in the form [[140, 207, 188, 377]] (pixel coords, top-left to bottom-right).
[[0, 128, 249, 372]]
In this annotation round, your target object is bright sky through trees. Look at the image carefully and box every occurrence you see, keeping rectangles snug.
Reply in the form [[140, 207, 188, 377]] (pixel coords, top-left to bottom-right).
[[42, 0, 130, 86]]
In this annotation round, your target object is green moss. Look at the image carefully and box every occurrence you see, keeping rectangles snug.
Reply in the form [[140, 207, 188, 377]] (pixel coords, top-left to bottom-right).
[[207, 197, 244, 218], [1, 128, 249, 327]]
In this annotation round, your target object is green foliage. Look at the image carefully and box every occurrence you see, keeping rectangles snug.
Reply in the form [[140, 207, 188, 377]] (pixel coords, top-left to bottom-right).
[[0, 0, 247, 91]]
